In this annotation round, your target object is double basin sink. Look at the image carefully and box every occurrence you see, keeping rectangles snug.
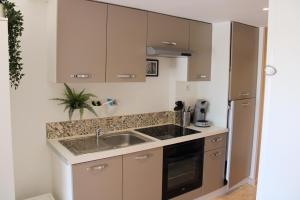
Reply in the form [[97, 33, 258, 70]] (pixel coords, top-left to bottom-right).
[[60, 131, 152, 155]]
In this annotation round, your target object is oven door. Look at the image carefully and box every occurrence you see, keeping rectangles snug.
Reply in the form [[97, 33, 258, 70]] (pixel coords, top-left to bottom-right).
[[162, 139, 204, 200]]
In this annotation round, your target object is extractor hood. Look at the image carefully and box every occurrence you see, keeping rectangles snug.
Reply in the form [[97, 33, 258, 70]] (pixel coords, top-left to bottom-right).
[[146, 47, 192, 58]]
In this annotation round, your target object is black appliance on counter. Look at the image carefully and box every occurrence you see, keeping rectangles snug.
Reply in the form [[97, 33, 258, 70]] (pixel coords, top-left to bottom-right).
[[135, 125, 204, 200]]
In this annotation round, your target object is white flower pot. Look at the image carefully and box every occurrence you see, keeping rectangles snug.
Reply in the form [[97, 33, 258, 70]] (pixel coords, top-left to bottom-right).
[[0, 4, 4, 18]]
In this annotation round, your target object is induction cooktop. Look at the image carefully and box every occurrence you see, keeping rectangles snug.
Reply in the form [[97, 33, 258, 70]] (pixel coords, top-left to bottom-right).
[[135, 124, 200, 140]]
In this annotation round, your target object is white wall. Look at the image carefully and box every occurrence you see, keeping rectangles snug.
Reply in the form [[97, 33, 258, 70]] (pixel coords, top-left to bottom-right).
[[194, 22, 231, 127], [257, 0, 300, 199], [0, 18, 16, 200]]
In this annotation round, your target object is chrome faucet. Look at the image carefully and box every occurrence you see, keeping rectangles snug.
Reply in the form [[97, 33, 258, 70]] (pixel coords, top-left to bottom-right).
[[96, 128, 104, 137], [96, 128, 104, 141]]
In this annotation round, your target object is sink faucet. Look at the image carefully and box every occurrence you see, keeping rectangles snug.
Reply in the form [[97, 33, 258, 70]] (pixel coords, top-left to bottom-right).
[[96, 128, 104, 141], [96, 128, 105, 146]]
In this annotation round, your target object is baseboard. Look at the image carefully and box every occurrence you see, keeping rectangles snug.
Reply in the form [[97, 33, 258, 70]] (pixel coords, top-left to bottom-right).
[[194, 186, 228, 200], [248, 177, 257, 186], [189, 177, 254, 200]]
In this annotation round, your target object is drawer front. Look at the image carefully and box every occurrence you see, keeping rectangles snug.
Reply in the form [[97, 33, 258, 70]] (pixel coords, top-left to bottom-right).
[[205, 133, 227, 152], [202, 148, 226, 195], [72, 156, 122, 200], [123, 148, 163, 200]]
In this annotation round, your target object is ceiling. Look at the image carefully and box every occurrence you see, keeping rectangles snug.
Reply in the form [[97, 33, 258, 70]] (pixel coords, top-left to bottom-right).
[[98, 0, 269, 27]]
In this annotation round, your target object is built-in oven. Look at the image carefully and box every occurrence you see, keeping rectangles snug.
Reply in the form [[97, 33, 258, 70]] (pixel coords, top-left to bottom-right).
[[162, 138, 204, 200]]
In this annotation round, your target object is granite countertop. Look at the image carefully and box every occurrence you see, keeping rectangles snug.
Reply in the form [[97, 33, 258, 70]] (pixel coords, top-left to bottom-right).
[[48, 123, 228, 165]]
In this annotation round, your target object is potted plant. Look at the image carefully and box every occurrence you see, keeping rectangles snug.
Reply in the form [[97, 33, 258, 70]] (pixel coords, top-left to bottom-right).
[[52, 84, 98, 120], [0, 0, 24, 89]]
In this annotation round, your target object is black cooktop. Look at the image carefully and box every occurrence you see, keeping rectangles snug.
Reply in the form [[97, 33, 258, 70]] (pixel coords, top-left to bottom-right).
[[135, 124, 200, 140]]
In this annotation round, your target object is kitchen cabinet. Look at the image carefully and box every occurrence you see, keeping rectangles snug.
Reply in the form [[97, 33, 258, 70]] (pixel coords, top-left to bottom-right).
[[205, 133, 227, 152], [106, 5, 147, 82], [72, 156, 122, 200], [147, 12, 189, 50], [188, 21, 212, 81], [123, 148, 163, 200], [229, 99, 256, 187], [202, 148, 226, 195], [55, 0, 107, 83], [229, 22, 259, 100]]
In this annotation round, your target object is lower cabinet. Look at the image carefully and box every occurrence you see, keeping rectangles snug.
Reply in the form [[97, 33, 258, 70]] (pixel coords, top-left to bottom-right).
[[58, 137, 227, 200], [202, 148, 226, 195], [72, 148, 162, 200], [72, 156, 123, 200], [123, 148, 163, 200]]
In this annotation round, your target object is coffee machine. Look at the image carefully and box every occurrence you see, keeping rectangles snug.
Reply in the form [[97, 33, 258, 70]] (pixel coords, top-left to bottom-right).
[[193, 99, 212, 127]]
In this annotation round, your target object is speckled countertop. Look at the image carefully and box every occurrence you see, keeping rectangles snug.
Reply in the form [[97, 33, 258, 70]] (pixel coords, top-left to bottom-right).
[[48, 123, 228, 165]]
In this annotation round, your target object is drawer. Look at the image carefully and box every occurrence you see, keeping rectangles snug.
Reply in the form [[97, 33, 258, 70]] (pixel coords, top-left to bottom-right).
[[205, 133, 227, 152]]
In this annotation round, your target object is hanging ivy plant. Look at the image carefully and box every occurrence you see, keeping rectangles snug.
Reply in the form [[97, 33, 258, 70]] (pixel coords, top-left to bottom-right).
[[1, 0, 24, 89]]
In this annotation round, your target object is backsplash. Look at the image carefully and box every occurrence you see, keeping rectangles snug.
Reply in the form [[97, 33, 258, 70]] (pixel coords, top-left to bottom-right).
[[46, 111, 175, 139]]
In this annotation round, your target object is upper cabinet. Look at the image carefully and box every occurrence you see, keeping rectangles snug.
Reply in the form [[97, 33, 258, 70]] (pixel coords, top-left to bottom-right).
[[48, 0, 213, 83], [229, 22, 259, 100], [106, 5, 147, 82], [56, 0, 107, 83], [188, 21, 212, 81], [147, 13, 189, 50]]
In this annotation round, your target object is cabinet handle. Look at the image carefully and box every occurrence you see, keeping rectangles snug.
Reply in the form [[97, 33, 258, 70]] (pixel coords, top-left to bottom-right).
[[210, 151, 223, 158], [239, 91, 250, 97], [70, 74, 90, 79], [210, 137, 223, 143], [117, 74, 136, 79], [198, 74, 207, 79], [134, 154, 152, 160], [86, 164, 108, 172], [161, 41, 177, 46], [241, 102, 250, 107]]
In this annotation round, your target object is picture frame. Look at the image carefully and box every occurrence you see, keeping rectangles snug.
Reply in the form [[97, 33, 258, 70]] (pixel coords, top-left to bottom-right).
[[146, 59, 159, 77]]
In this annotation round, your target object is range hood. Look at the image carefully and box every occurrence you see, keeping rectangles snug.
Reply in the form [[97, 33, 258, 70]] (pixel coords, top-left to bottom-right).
[[146, 47, 192, 58]]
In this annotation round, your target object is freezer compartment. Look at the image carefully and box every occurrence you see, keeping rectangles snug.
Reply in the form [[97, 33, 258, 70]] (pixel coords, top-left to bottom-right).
[[229, 22, 259, 101]]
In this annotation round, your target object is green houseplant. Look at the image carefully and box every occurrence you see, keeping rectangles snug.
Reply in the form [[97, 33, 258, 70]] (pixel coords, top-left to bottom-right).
[[0, 0, 24, 89], [52, 84, 98, 120]]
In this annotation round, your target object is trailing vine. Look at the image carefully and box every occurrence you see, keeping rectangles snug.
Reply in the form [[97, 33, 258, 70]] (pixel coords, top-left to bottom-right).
[[1, 0, 24, 89]]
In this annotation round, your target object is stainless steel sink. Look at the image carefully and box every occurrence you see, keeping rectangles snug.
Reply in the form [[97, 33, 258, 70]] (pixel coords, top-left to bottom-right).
[[59, 131, 151, 155]]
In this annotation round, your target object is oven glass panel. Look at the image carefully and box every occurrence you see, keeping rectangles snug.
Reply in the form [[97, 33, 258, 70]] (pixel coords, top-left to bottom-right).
[[168, 155, 201, 191]]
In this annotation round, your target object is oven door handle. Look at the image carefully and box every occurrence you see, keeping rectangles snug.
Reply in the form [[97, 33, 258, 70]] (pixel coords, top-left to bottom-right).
[[167, 152, 202, 163]]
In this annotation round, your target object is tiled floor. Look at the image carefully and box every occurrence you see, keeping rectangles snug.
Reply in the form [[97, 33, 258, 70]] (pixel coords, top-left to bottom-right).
[[214, 185, 256, 200]]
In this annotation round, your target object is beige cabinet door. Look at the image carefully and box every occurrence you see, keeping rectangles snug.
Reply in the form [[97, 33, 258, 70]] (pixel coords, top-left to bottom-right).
[[72, 156, 122, 200], [147, 12, 189, 50], [202, 148, 226, 195], [123, 148, 163, 200], [229, 99, 256, 187], [57, 0, 107, 83], [188, 21, 212, 81], [229, 22, 259, 100], [106, 5, 147, 82]]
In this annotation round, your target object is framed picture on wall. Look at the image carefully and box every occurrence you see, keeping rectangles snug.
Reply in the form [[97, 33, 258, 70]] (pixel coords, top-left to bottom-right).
[[146, 59, 159, 77]]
